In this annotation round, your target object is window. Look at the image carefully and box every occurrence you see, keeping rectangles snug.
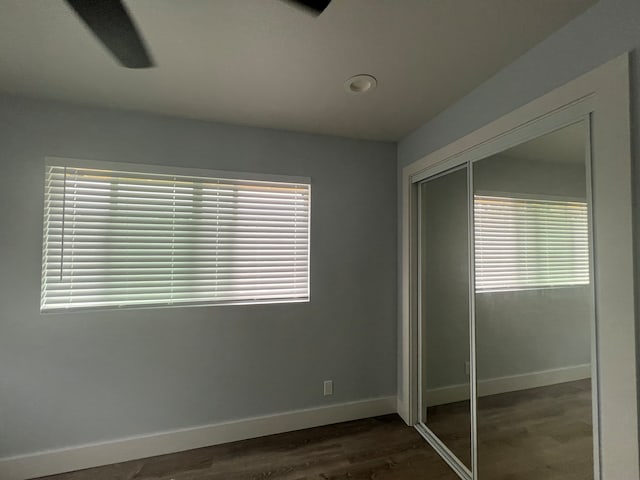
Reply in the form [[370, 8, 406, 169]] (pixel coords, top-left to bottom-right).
[[41, 162, 310, 311], [474, 195, 589, 293]]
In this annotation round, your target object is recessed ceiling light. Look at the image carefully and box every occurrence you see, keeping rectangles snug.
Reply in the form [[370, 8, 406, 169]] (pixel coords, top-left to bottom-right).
[[344, 74, 377, 95]]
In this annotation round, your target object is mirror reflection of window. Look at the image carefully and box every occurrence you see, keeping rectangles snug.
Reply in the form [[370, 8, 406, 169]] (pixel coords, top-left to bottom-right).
[[474, 194, 589, 293]]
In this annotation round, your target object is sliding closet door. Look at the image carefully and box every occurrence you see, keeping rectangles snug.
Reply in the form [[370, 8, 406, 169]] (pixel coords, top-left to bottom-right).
[[419, 165, 472, 473], [472, 121, 595, 479]]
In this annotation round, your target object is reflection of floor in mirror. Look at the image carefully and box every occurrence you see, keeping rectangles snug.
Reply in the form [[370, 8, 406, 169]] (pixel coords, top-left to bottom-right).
[[426, 399, 472, 469], [478, 378, 592, 480], [427, 378, 593, 480]]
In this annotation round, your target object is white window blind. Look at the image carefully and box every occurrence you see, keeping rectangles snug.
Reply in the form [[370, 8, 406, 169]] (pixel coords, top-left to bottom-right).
[[474, 195, 589, 293], [41, 164, 310, 311]]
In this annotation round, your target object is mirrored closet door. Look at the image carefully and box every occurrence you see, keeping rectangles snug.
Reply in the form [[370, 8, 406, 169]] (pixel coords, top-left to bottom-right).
[[417, 120, 596, 480], [418, 165, 472, 477]]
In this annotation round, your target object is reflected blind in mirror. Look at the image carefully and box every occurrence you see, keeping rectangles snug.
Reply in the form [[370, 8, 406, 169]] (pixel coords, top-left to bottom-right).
[[474, 195, 588, 292], [41, 165, 310, 311]]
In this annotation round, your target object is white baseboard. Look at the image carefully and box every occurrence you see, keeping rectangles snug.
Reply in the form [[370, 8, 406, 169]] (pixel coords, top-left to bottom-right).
[[426, 363, 590, 407], [0, 396, 396, 480]]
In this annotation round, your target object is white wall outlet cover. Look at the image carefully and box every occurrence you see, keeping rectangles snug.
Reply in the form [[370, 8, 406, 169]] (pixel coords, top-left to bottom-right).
[[323, 380, 333, 396]]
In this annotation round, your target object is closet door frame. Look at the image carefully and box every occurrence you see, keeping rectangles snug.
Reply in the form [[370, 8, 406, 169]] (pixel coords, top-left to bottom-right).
[[399, 53, 637, 480], [415, 164, 473, 480]]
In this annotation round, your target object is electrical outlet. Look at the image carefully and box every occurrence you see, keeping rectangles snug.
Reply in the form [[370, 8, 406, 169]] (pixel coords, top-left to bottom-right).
[[323, 380, 333, 396], [465, 361, 470, 376]]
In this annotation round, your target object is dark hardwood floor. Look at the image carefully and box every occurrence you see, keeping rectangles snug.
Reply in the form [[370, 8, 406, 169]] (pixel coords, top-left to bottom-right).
[[35, 379, 593, 480]]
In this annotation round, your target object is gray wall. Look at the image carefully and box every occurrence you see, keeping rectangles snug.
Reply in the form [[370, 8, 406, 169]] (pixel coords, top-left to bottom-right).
[[0, 96, 397, 457], [398, 0, 640, 401]]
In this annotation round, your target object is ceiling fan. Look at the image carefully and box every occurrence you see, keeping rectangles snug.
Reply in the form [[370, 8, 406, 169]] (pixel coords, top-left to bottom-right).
[[65, 0, 332, 69]]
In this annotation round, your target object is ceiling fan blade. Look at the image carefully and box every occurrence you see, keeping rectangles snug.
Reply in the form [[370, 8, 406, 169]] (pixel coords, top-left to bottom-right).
[[285, 0, 331, 15], [65, 0, 154, 68]]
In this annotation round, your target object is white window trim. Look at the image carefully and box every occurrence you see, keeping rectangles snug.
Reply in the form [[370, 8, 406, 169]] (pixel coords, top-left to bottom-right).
[[45, 157, 310, 186], [474, 190, 585, 203]]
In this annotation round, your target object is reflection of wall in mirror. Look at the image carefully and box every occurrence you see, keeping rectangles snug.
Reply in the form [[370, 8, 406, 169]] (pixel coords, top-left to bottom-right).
[[424, 154, 590, 405], [421, 169, 471, 406]]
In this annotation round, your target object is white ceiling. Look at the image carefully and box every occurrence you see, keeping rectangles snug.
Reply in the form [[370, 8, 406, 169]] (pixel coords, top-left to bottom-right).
[[0, 0, 596, 141]]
